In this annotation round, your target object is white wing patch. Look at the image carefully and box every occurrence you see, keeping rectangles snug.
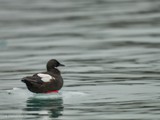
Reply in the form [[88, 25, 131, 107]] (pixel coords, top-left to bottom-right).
[[37, 73, 55, 82]]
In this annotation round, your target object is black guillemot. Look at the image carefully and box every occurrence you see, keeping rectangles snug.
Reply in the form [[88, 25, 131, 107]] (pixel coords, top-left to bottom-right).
[[21, 59, 64, 93]]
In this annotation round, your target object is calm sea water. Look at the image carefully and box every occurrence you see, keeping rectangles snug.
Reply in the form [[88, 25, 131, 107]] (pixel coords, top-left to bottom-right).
[[0, 0, 160, 120]]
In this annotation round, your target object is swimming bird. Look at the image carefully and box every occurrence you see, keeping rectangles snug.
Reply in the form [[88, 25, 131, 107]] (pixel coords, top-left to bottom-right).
[[21, 59, 64, 93]]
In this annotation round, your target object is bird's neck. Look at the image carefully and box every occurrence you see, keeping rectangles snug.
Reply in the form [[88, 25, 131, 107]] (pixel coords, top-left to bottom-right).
[[47, 68, 60, 74]]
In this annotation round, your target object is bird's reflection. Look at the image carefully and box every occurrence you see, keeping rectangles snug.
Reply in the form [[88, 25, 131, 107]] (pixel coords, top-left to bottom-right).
[[24, 96, 63, 118]]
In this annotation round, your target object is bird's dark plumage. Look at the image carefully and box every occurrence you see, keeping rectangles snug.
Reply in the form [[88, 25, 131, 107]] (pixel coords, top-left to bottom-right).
[[21, 59, 64, 93]]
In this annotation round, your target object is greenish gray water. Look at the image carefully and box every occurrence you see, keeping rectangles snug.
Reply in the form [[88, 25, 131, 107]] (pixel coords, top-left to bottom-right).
[[1, 0, 160, 120]]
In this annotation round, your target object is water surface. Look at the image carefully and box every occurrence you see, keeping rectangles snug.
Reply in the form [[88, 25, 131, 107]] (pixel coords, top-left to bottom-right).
[[1, 0, 160, 120]]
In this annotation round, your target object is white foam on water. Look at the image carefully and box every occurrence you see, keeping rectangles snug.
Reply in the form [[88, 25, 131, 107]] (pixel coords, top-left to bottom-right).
[[6, 87, 33, 100], [5, 88, 88, 104], [33, 92, 62, 99], [62, 91, 88, 104], [62, 91, 87, 98], [5, 87, 62, 100]]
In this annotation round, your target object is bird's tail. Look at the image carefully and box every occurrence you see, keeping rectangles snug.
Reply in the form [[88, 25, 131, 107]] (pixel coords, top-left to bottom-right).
[[21, 77, 35, 83], [21, 76, 42, 84]]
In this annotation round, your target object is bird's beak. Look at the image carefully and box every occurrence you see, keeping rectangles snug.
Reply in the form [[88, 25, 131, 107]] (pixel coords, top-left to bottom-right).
[[59, 63, 65, 66]]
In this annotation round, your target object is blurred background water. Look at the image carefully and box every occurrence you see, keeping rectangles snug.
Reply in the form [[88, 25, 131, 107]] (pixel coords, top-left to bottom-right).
[[0, 0, 160, 120]]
